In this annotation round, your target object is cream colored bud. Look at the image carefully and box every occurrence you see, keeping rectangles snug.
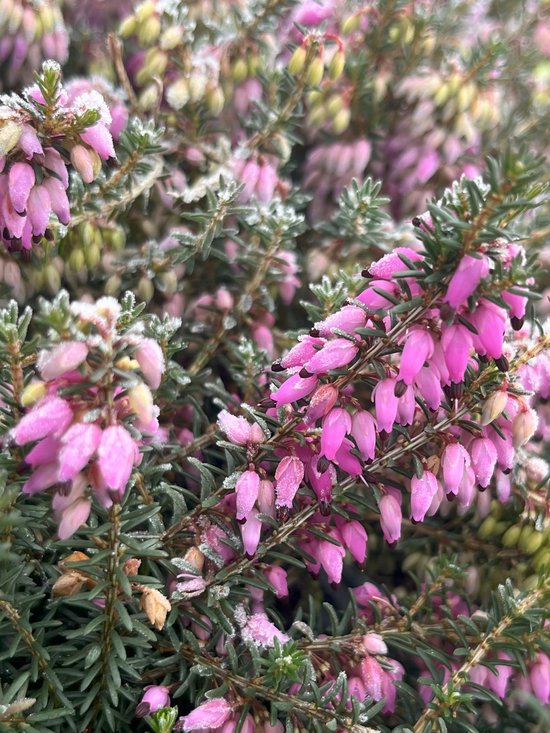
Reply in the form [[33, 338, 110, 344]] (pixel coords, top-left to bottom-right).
[[328, 50, 345, 81], [0, 120, 22, 156], [115, 356, 140, 371], [206, 87, 225, 116], [135, 1, 156, 23], [341, 14, 360, 34], [140, 587, 171, 630], [85, 242, 102, 269], [21, 381, 47, 407], [139, 84, 161, 111], [52, 571, 86, 598], [480, 390, 508, 426], [512, 408, 538, 448], [231, 58, 249, 83], [160, 25, 184, 50], [305, 57, 325, 87], [332, 107, 351, 134], [137, 276, 155, 303], [105, 274, 122, 296], [118, 15, 137, 38], [288, 46, 307, 76], [188, 73, 207, 103], [68, 248, 86, 273], [128, 382, 155, 424], [166, 78, 190, 110]]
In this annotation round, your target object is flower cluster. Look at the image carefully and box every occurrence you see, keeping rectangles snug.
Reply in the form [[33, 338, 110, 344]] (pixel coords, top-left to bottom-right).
[[11, 294, 165, 538]]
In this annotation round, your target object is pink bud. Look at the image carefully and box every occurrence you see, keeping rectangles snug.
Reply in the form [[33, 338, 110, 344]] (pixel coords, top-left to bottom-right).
[[470, 301, 506, 358], [362, 633, 387, 655], [70, 145, 95, 184], [97, 425, 136, 495], [271, 373, 318, 406], [58, 422, 102, 481], [318, 532, 345, 584], [80, 123, 115, 160], [469, 437, 498, 488], [441, 443, 471, 495], [136, 686, 171, 717], [530, 654, 550, 705], [487, 653, 514, 699], [414, 367, 443, 410], [135, 338, 165, 389], [444, 254, 490, 309], [360, 656, 384, 701], [8, 162, 35, 213], [264, 566, 288, 598], [256, 161, 278, 203], [502, 290, 527, 320], [25, 436, 61, 467], [334, 439, 363, 477], [512, 407, 538, 448], [14, 396, 73, 445], [372, 378, 399, 433], [314, 305, 367, 337], [257, 479, 275, 516], [410, 470, 438, 522], [235, 469, 260, 521], [57, 497, 92, 540], [22, 462, 59, 495], [27, 184, 52, 235], [320, 407, 351, 460], [241, 508, 262, 556], [379, 494, 402, 544], [218, 410, 252, 445], [368, 247, 423, 279], [280, 336, 324, 369], [275, 455, 304, 508], [305, 337, 358, 374], [43, 176, 70, 225], [339, 519, 367, 563], [442, 324, 472, 383], [347, 677, 367, 706], [398, 329, 434, 385], [241, 612, 288, 647], [20, 125, 43, 158], [178, 697, 232, 731], [357, 279, 398, 309], [305, 384, 339, 424], [351, 410, 377, 461], [37, 341, 88, 381]]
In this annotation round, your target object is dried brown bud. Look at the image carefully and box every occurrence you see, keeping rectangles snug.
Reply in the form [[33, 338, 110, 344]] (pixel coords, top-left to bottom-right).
[[123, 558, 142, 576], [52, 571, 87, 597], [59, 551, 90, 570], [140, 588, 171, 630], [183, 547, 205, 573]]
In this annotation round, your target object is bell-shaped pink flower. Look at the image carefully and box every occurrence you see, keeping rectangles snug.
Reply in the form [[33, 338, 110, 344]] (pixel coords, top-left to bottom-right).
[[80, 123, 115, 160], [37, 341, 88, 381], [14, 396, 73, 445], [372, 378, 399, 433], [25, 436, 61, 467], [360, 656, 384, 701], [134, 338, 165, 389], [264, 565, 288, 598], [334, 439, 363, 476], [279, 336, 324, 369], [441, 443, 471, 495], [444, 254, 490, 309], [487, 653, 514, 699], [218, 410, 255, 445], [22, 462, 59, 495], [43, 176, 70, 225], [357, 279, 398, 309], [58, 422, 102, 481], [305, 337, 359, 374], [136, 685, 171, 717], [271, 373, 318, 406], [318, 532, 345, 584], [275, 455, 304, 508], [351, 410, 377, 461], [241, 508, 262, 557], [457, 465, 476, 510], [315, 305, 367, 337], [470, 301, 506, 358], [410, 470, 438, 522], [338, 519, 367, 563], [530, 654, 550, 705], [398, 329, 434, 385], [502, 290, 527, 320], [8, 161, 35, 213], [97, 425, 136, 495], [305, 384, 339, 424], [320, 407, 351, 460], [257, 479, 275, 516], [469, 437, 498, 488], [442, 324, 472, 383], [414, 367, 443, 410], [397, 385, 416, 426], [57, 497, 92, 540], [27, 184, 51, 235], [379, 493, 402, 544], [235, 469, 260, 521], [178, 697, 232, 731]]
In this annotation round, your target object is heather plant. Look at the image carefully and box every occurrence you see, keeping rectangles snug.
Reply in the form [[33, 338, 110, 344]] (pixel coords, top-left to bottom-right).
[[0, 2, 549, 733]]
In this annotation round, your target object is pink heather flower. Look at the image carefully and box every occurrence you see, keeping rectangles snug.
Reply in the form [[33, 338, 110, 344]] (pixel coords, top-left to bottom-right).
[[19, 125, 43, 158], [178, 697, 232, 731], [43, 176, 70, 225], [441, 324, 473, 383], [379, 494, 402, 544], [14, 396, 73, 445], [318, 532, 346, 584], [8, 161, 35, 213], [274, 455, 304, 508], [334, 439, 363, 476], [136, 685, 171, 717], [218, 410, 263, 445], [441, 443, 471, 495], [305, 384, 339, 424], [22, 462, 60, 495], [320, 407, 352, 460], [25, 436, 61, 467], [80, 123, 115, 160], [348, 677, 367, 705], [58, 422, 102, 481], [469, 437, 498, 488], [470, 301, 506, 358], [487, 653, 514, 699], [97, 425, 136, 495], [257, 479, 275, 516], [240, 509, 262, 556], [134, 338, 165, 389], [27, 184, 51, 235], [372, 378, 399, 433], [457, 465, 476, 510], [314, 305, 367, 337], [264, 566, 288, 598], [360, 656, 384, 701], [279, 335, 324, 369], [368, 247, 423, 279], [37, 341, 88, 381], [241, 612, 288, 647], [256, 160, 279, 203], [530, 654, 550, 705], [271, 373, 318, 406], [512, 407, 539, 448], [57, 496, 92, 540], [414, 367, 443, 410], [357, 279, 398, 309], [304, 337, 359, 374], [444, 254, 490, 309], [410, 470, 439, 522], [351, 410, 377, 461], [502, 291, 527, 320], [235, 469, 260, 521], [338, 519, 367, 563], [398, 329, 434, 385], [362, 633, 388, 655], [397, 385, 416, 426]]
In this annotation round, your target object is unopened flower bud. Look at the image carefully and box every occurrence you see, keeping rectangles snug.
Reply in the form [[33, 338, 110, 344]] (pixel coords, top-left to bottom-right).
[[183, 547, 205, 573], [328, 50, 345, 80], [332, 107, 351, 133], [118, 15, 137, 38], [206, 87, 225, 116], [70, 145, 95, 184], [231, 58, 249, 83], [123, 558, 141, 576], [288, 46, 307, 75], [481, 390, 508, 426], [166, 77, 190, 110], [512, 407, 538, 448], [138, 14, 161, 45], [341, 14, 360, 34], [160, 25, 184, 50], [305, 57, 325, 87], [0, 120, 22, 156], [21, 381, 47, 407]]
